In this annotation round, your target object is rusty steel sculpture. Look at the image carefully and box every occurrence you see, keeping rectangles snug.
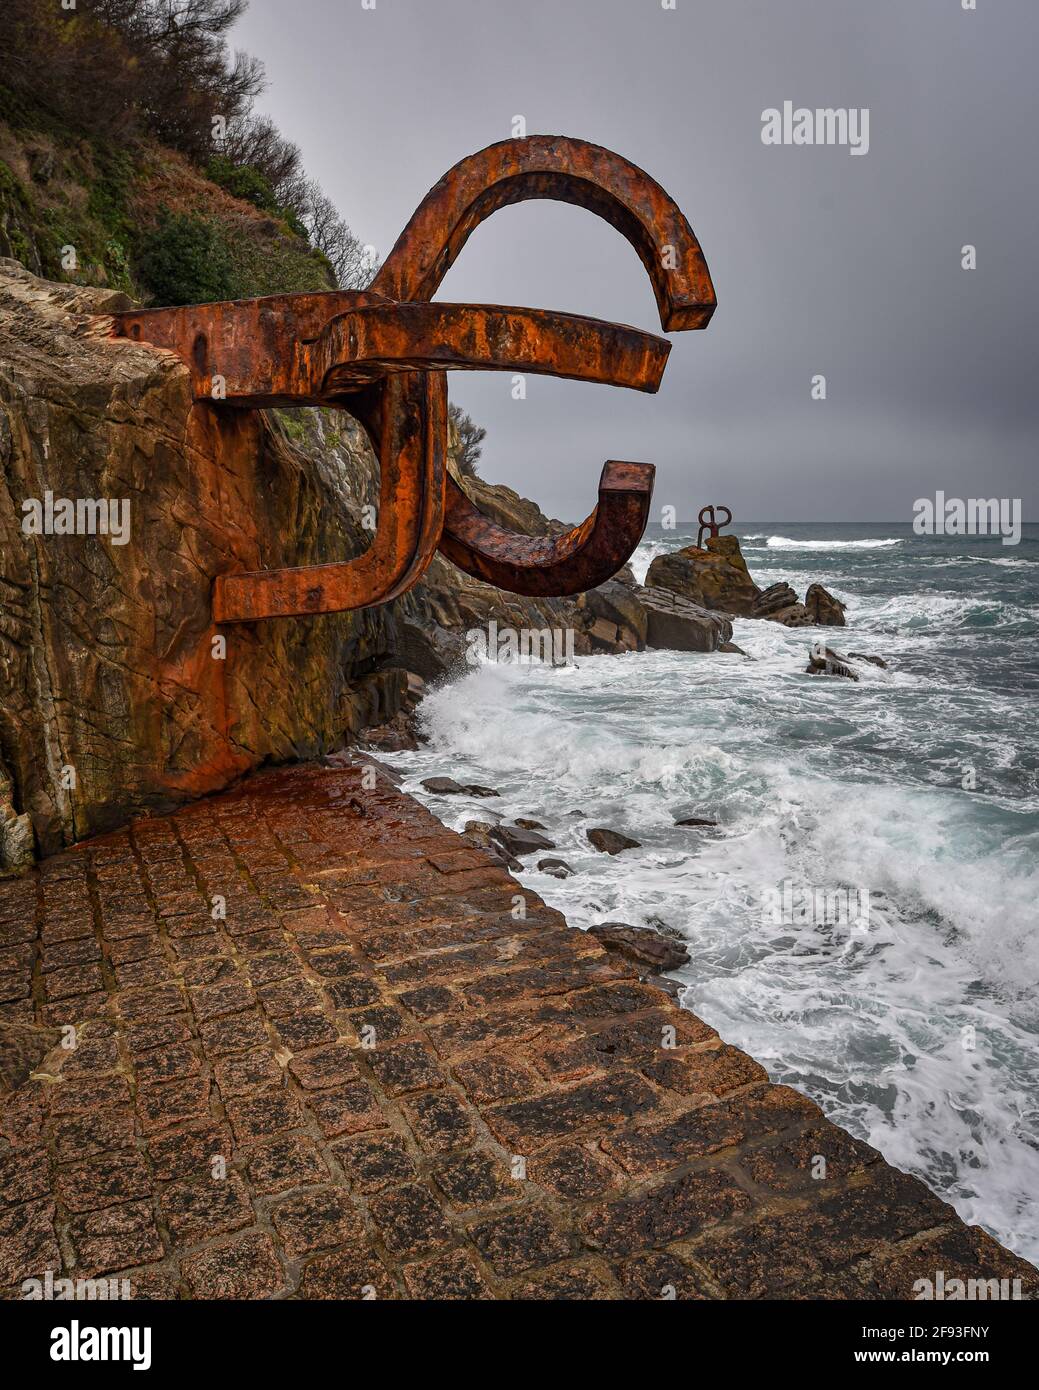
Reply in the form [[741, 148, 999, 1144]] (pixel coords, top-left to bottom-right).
[[112, 136, 716, 622], [696, 503, 732, 549]]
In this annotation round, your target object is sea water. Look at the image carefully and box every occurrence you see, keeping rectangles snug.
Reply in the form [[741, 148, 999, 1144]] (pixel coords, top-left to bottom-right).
[[382, 522, 1039, 1263]]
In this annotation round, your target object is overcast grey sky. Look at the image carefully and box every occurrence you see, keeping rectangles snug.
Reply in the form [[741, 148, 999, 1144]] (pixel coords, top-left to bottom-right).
[[234, 0, 1037, 523]]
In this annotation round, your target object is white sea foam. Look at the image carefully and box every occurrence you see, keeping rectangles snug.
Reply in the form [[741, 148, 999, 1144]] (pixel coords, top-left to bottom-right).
[[763, 535, 903, 550]]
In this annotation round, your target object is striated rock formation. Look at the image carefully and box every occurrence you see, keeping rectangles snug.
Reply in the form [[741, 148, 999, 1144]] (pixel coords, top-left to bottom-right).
[[638, 586, 733, 652], [806, 646, 860, 681], [589, 921, 691, 973], [751, 582, 812, 627]]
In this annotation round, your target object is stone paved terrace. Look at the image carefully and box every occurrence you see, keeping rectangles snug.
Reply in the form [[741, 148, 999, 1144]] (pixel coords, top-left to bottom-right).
[[1, 760, 1035, 1301]]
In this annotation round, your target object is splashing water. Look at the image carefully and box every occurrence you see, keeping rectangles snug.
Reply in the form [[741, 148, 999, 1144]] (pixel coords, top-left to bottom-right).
[[382, 522, 1039, 1262]]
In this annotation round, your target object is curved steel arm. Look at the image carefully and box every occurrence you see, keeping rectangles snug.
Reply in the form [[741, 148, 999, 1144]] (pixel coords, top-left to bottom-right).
[[213, 372, 446, 622], [369, 135, 714, 595], [372, 135, 716, 331], [309, 302, 669, 395], [437, 461, 654, 596]]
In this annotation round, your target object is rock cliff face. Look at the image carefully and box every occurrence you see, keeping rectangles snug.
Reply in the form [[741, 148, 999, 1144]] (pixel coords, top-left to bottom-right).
[[0, 260, 406, 859]]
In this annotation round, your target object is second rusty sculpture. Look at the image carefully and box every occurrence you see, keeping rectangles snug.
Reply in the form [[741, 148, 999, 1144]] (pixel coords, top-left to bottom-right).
[[112, 136, 716, 622]]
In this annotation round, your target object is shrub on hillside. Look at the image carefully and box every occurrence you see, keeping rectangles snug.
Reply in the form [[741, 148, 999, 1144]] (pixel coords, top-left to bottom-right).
[[136, 211, 236, 306], [204, 156, 281, 215]]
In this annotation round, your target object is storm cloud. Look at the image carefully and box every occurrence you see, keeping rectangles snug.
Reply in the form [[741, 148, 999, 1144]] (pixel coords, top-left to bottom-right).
[[234, 0, 1037, 523]]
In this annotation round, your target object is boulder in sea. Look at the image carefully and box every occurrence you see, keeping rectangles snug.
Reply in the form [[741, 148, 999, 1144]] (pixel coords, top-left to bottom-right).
[[463, 818, 499, 843], [848, 652, 889, 669], [489, 824, 556, 858], [645, 534, 760, 615], [537, 858, 574, 879], [464, 821, 520, 869], [589, 922, 690, 972], [751, 583, 812, 627], [515, 818, 547, 830], [363, 713, 420, 751], [804, 583, 847, 626], [639, 587, 733, 653], [421, 777, 500, 797], [674, 816, 718, 827], [587, 828, 641, 855], [805, 646, 860, 681], [719, 641, 748, 655]]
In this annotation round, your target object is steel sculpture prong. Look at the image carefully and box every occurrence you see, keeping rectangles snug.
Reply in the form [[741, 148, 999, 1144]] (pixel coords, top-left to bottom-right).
[[110, 135, 716, 621]]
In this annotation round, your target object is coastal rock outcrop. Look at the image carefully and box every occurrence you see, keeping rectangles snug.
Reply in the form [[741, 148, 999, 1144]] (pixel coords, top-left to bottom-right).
[[646, 534, 846, 629], [646, 534, 759, 616], [805, 582, 847, 626], [805, 646, 860, 681], [587, 827, 641, 855], [489, 824, 556, 858], [639, 586, 733, 652], [589, 922, 691, 972], [751, 582, 811, 626]]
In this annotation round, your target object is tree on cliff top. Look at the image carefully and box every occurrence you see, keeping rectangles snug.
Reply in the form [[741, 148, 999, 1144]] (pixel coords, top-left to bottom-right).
[[0, 0, 374, 292], [449, 404, 486, 479]]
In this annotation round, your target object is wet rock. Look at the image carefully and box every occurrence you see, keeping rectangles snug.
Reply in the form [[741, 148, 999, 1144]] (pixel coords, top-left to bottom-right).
[[587, 828, 641, 855], [805, 646, 860, 681], [645, 535, 760, 616], [752, 583, 813, 627], [804, 583, 847, 626], [644, 974, 683, 998], [405, 672, 426, 702], [421, 777, 500, 797], [577, 577, 649, 651], [752, 583, 797, 617], [351, 754, 403, 787], [462, 820, 518, 869], [674, 816, 718, 828], [462, 820, 498, 845], [537, 858, 574, 879], [363, 711, 419, 752], [589, 923, 690, 973], [719, 641, 748, 655], [515, 818, 547, 830], [639, 587, 733, 653], [489, 825, 556, 858], [848, 652, 889, 669]]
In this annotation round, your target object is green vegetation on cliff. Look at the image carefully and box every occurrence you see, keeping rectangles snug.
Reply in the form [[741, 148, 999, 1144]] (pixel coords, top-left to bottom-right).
[[0, 1, 370, 304]]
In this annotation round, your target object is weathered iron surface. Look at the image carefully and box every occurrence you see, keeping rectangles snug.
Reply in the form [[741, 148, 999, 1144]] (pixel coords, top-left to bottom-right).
[[439, 462, 655, 596], [111, 135, 716, 621], [697, 503, 732, 549]]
